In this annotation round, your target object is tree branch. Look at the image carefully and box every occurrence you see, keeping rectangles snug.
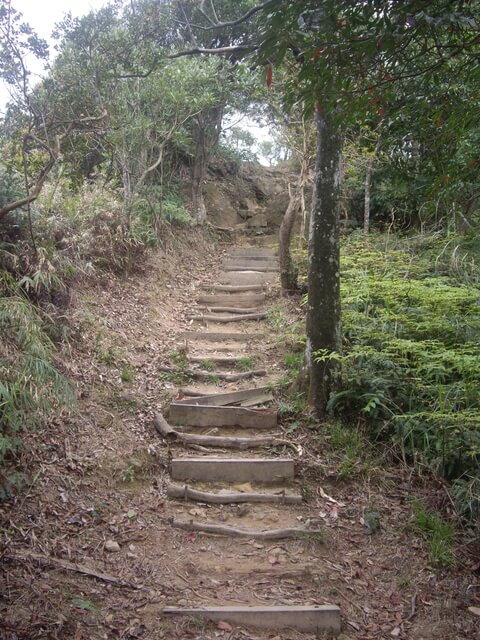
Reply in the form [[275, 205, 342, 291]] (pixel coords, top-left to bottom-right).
[[167, 44, 255, 59]]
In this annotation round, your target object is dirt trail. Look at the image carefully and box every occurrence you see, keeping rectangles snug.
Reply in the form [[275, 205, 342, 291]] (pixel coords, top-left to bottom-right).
[[0, 229, 477, 640]]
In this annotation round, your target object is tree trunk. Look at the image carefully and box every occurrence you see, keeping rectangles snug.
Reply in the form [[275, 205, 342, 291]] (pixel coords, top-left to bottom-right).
[[279, 186, 301, 293], [191, 104, 224, 224], [306, 108, 342, 417]]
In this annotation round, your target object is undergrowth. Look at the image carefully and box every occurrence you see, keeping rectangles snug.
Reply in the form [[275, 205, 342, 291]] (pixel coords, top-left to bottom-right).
[[0, 278, 72, 497], [297, 230, 480, 521], [413, 500, 456, 566]]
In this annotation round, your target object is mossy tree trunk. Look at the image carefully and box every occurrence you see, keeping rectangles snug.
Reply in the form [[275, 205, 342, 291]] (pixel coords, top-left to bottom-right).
[[306, 107, 342, 417]]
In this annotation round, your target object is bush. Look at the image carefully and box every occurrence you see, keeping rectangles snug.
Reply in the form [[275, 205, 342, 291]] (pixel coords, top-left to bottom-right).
[[302, 230, 480, 520], [0, 287, 72, 497]]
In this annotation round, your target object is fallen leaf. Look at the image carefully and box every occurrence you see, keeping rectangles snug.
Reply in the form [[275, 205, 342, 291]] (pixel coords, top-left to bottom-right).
[[390, 628, 401, 637], [105, 539, 120, 553], [217, 620, 233, 631], [184, 532, 196, 542], [468, 606, 480, 617], [233, 482, 253, 492]]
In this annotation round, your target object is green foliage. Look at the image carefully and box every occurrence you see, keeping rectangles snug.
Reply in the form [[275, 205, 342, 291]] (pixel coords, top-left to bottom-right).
[[319, 233, 480, 491], [413, 500, 455, 567], [199, 359, 215, 371], [0, 288, 72, 495], [295, 230, 480, 517], [120, 365, 135, 383], [327, 422, 376, 480], [237, 356, 255, 372]]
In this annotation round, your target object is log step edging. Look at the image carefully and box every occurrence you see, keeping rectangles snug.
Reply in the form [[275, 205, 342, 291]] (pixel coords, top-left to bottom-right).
[[163, 605, 341, 634], [174, 386, 273, 407], [188, 312, 266, 323], [170, 518, 323, 540], [197, 293, 265, 307], [166, 483, 302, 504], [170, 457, 294, 484], [199, 284, 266, 292], [223, 265, 279, 273], [180, 331, 260, 342]]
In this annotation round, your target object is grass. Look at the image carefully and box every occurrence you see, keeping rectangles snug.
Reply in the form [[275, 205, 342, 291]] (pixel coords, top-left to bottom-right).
[[237, 356, 255, 371], [413, 500, 455, 567], [198, 359, 215, 371], [327, 421, 378, 479], [120, 365, 135, 382]]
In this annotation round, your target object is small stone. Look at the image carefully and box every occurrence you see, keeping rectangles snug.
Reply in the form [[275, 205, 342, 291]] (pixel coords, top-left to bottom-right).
[[468, 606, 480, 617], [105, 539, 121, 553], [390, 628, 401, 637]]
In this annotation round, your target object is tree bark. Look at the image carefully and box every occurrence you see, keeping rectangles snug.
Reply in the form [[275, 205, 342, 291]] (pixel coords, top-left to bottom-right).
[[279, 185, 301, 293], [306, 107, 342, 417], [191, 103, 224, 224]]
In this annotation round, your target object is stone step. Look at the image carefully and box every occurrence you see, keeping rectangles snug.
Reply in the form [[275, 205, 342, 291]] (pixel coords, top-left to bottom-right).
[[169, 403, 277, 428], [163, 605, 340, 634], [167, 482, 302, 504], [197, 293, 265, 307], [180, 331, 259, 342], [170, 457, 294, 484]]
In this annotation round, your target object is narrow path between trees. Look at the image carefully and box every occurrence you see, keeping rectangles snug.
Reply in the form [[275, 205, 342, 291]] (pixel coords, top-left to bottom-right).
[[1, 229, 474, 640], [155, 240, 340, 635]]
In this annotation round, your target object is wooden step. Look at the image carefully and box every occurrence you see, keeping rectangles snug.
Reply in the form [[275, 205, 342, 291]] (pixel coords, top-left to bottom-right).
[[170, 457, 294, 483], [169, 404, 277, 428], [180, 331, 259, 342], [199, 284, 266, 292], [175, 386, 273, 407], [224, 258, 279, 268], [197, 293, 265, 307], [219, 272, 273, 285], [189, 312, 266, 323], [154, 413, 282, 450], [187, 354, 248, 365], [226, 255, 278, 263], [163, 605, 340, 634], [167, 483, 302, 504], [196, 306, 264, 314], [229, 247, 277, 257], [223, 264, 279, 273]]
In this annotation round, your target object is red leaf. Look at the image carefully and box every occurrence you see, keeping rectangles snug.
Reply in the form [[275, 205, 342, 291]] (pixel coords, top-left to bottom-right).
[[184, 532, 196, 542]]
